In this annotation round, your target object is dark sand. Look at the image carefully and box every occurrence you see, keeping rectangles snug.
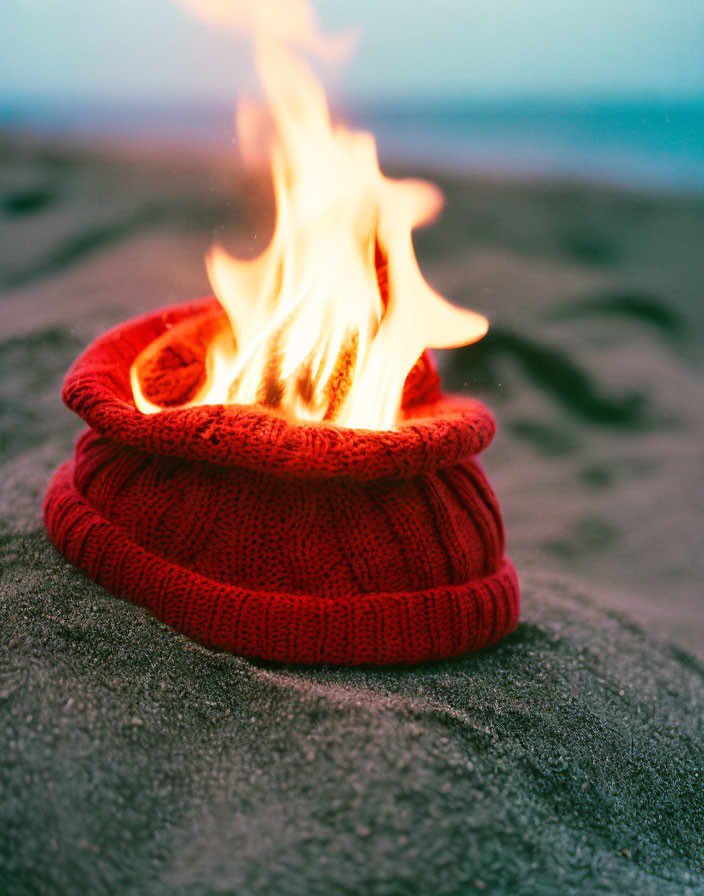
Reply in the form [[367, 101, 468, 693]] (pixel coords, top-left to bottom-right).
[[1, 137, 703, 894]]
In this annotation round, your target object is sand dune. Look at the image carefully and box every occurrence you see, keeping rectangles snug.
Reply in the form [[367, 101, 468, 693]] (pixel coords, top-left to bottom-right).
[[1, 136, 703, 894]]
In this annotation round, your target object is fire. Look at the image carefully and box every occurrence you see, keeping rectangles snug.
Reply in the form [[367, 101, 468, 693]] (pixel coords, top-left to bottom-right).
[[131, 0, 488, 430]]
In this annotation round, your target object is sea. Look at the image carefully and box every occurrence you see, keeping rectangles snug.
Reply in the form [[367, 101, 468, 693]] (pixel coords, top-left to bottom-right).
[[2, 95, 703, 194]]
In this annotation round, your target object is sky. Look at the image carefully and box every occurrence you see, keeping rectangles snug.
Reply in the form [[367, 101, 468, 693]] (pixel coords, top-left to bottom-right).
[[3, 0, 704, 106]]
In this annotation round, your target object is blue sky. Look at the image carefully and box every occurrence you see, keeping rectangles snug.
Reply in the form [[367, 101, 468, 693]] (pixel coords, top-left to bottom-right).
[[3, 0, 704, 104]]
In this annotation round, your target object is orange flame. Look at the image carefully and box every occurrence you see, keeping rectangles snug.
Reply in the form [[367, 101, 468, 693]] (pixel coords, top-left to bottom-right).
[[132, 0, 488, 430]]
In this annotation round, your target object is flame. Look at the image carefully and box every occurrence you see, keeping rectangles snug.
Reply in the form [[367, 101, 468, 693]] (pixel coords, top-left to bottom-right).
[[132, 0, 488, 430]]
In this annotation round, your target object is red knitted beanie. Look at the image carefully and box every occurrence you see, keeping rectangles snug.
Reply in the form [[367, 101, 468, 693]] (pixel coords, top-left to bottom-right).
[[44, 297, 519, 665]]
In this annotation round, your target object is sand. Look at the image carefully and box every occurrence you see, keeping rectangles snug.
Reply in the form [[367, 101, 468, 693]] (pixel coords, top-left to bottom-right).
[[1, 135, 703, 894]]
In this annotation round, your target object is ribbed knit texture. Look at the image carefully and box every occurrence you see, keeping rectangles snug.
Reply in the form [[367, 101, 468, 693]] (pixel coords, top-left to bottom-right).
[[44, 298, 520, 664]]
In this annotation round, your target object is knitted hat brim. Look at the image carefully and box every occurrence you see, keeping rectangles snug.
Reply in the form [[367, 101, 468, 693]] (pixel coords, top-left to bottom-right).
[[44, 459, 520, 665]]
